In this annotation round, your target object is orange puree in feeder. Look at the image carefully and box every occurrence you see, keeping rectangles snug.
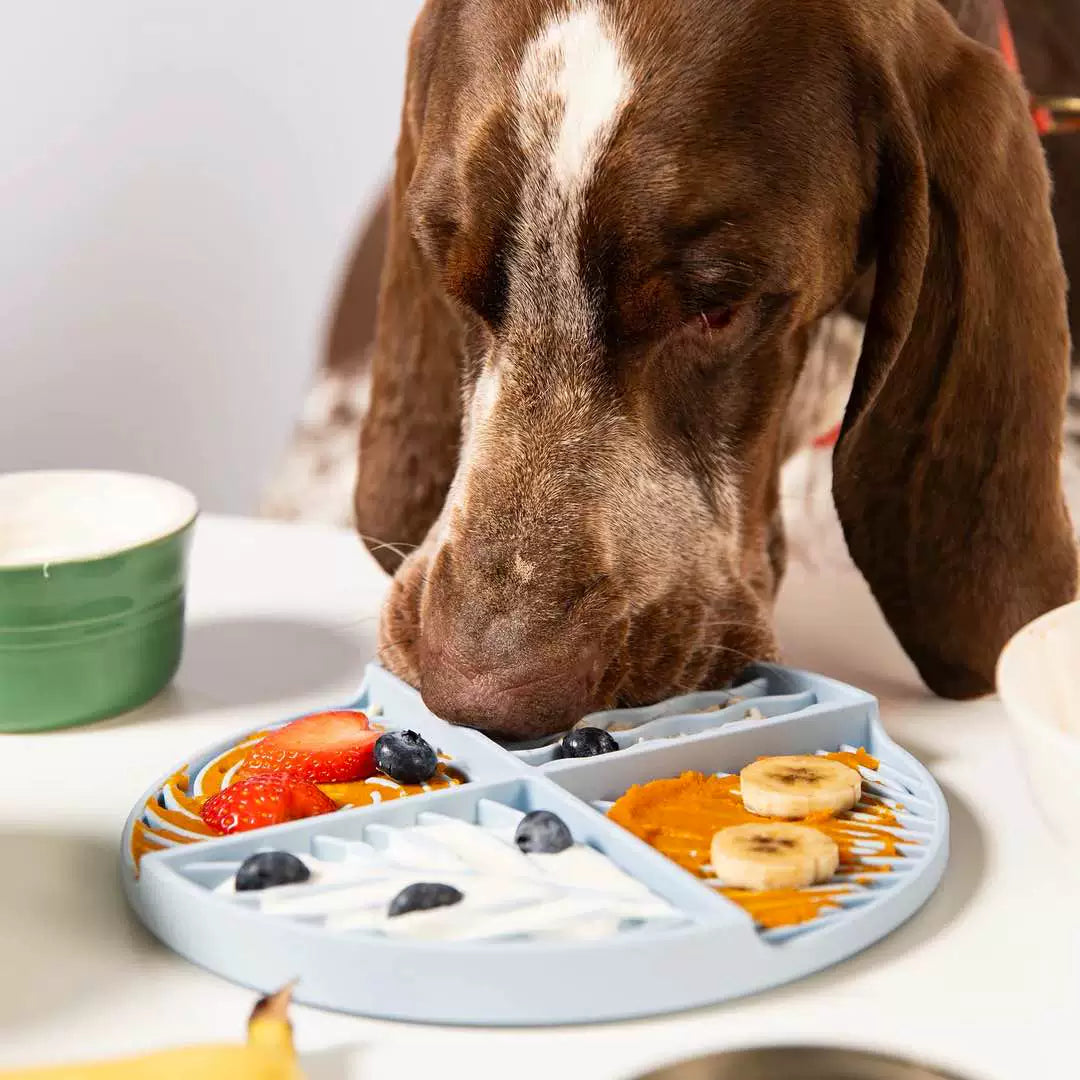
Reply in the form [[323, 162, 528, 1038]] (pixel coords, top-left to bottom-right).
[[607, 748, 908, 929]]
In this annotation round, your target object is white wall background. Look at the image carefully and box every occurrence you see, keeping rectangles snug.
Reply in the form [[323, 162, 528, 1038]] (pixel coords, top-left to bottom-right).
[[1, 1, 424, 514]]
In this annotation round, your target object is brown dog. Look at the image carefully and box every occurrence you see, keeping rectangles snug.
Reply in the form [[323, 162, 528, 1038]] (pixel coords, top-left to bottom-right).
[[346, 0, 1078, 738]]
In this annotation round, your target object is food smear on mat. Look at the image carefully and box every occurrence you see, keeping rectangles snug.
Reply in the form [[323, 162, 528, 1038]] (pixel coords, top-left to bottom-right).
[[608, 747, 914, 929], [508, 704, 767, 753], [212, 810, 685, 942], [583, 706, 766, 740], [129, 716, 465, 870]]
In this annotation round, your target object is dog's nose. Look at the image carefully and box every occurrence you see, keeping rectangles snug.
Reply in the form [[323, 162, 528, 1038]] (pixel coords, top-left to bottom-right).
[[414, 537, 618, 735], [419, 639, 604, 737]]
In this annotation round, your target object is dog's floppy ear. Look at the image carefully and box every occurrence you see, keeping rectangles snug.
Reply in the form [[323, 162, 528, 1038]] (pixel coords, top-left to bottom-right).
[[833, 1, 1078, 699], [354, 4, 465, 574]]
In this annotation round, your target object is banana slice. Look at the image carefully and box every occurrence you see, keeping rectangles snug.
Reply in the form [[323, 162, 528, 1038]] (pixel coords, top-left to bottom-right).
[[739, 755, 861, 818], [710, 823, 839, 890]]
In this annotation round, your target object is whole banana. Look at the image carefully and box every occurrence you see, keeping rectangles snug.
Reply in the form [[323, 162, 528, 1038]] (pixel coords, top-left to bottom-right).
[[0, 985, 304, 1080]]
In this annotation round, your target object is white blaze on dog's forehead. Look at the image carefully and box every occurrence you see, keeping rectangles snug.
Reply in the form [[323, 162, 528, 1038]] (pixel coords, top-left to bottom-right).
[[517, 5, 632, 192], [544, 7, 631, 192], [512, 4, 633, 338], [429, 7, 633, 556]]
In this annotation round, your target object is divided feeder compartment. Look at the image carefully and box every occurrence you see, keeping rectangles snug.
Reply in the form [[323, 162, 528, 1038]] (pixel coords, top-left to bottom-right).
[[121, 661, 949, 1025], [496, 664, 823, 766], [547, 691, 946, 945], [123, 686, 515, 867]]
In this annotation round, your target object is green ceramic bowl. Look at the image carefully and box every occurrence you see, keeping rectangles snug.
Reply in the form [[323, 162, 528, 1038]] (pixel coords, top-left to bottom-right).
[[0, 471, 198, 733]]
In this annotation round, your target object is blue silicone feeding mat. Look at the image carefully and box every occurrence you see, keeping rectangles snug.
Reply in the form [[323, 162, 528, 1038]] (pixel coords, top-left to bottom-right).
[[121, 663, 948, 1025]]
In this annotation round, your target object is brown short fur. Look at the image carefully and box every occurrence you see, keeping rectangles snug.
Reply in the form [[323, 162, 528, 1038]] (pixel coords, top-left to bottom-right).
[[354, 0, 1078, 737]]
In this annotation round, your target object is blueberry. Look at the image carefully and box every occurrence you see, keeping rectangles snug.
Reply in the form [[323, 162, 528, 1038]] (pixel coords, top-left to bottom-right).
[[388, 882, 464, 918], [374, 730, 438, 784], [560, 727, 618, 758], [234, 851, 311, 892], [514, 810, 574, 854]]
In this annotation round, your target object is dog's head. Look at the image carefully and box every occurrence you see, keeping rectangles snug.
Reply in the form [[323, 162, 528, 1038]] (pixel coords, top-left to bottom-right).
[[356, 0, 1076, 737]]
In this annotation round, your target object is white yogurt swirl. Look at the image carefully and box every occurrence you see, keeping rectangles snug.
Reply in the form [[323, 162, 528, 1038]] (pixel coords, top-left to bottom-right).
[[213, 803, 684, 942]]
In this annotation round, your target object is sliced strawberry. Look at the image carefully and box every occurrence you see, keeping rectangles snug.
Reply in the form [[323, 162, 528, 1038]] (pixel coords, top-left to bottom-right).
[[200, 772, 337, 835], [242, 710, 378, 783]]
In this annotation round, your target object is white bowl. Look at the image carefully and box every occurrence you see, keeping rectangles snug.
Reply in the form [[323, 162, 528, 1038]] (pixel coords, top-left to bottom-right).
[[996, 599, 1080, 847]]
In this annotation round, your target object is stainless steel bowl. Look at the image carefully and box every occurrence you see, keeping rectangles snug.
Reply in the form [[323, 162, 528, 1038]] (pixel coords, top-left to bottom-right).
[[631, 1047, 975, 1080]]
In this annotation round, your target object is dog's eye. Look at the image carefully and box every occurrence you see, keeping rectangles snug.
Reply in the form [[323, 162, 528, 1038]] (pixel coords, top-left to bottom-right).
[[698, 307, 736, 333]]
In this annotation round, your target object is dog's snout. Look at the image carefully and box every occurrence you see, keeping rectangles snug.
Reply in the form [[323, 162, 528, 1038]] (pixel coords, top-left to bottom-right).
[[419, 636, 604, 737], [416, 539, 615, 735]]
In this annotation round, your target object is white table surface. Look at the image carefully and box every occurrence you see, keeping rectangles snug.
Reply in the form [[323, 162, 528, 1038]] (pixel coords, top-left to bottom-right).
[[1, 513, 1076, 1077]]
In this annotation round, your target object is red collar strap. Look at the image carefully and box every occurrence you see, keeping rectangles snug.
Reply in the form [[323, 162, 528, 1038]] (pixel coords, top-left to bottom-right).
[[998, 7, 1079, 135], [812, 424, 842, 449]]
